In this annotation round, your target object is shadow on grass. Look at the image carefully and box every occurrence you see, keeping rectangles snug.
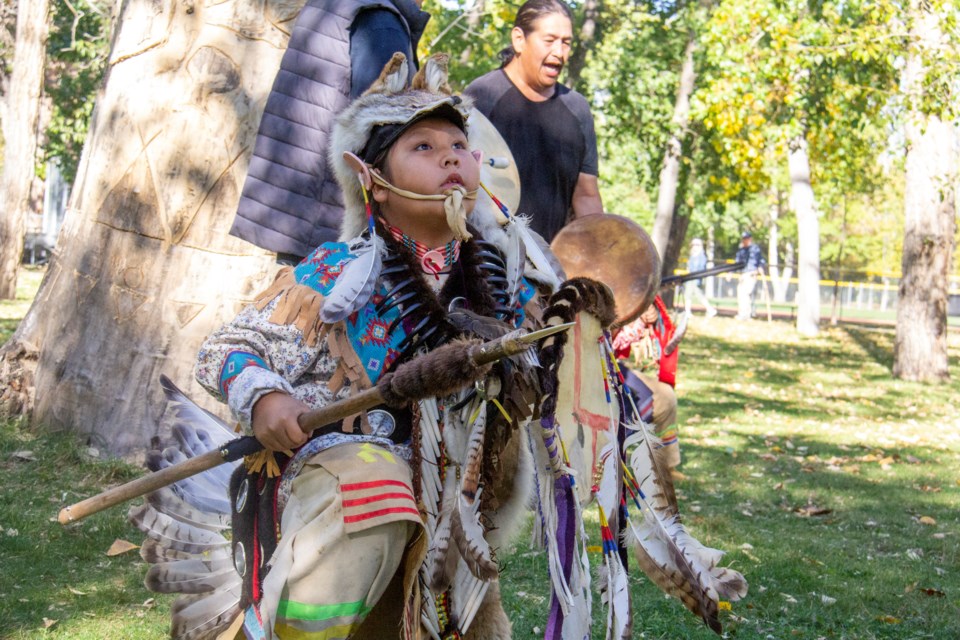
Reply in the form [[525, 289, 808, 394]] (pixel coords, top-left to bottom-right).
[[843, 326, 895, 371]]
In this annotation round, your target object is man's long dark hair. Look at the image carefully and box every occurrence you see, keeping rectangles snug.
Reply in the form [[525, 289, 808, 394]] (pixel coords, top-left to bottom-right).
[[498, 0, 574, 67]]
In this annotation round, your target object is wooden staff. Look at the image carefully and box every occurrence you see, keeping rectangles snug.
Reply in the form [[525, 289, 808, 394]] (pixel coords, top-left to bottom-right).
[[58, 324, 573, 525]]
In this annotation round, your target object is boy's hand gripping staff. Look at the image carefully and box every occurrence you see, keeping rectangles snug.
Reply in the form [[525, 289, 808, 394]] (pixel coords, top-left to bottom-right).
[[57, 323, 573, 525]]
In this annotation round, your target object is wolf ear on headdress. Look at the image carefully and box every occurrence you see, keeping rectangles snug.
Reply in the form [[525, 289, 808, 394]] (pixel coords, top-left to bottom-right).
[[363, 52, 408, 96], [411, 53, 452, 95]]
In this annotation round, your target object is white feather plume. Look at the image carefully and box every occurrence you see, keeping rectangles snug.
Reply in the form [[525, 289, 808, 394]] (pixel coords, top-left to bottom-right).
[[502, 219, 528, 309], [514, 216, 562, 291], [320, 234, 385, 323]]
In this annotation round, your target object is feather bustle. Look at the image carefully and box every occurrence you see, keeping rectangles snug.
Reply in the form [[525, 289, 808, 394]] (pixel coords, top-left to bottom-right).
[[170, 587, 243, 640], [145, 557, 240, 594], [140, 537, 232, 564], [147, 486, 231, 531], [129, 503, 229, 555]]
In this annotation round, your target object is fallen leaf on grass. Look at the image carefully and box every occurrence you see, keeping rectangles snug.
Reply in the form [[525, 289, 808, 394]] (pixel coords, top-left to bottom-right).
[[919, 588, 945, 597], [67, 587, 87, 596], [780, 593, 798, 604], [917, 516, 937, 526], [795, 504, 833, 517], [916, 485, 941, 493], [12, 451, 36, 462], [906, 548, 924, 560], [42, 618, 57, 629], [820, 594, 837, 605], [106, 539, 139, 556], [877, 615, 901, 624]]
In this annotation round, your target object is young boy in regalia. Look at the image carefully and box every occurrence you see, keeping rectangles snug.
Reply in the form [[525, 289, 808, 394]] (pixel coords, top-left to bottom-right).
[[136, 53, 746, 640], [186, 54, 562, 639]]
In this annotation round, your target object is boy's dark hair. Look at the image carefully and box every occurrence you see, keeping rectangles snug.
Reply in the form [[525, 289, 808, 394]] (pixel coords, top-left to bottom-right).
[[498, 0, 574, 67]]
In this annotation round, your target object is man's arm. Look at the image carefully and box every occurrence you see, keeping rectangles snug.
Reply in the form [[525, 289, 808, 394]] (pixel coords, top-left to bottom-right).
[[571, 172, 604, 219]]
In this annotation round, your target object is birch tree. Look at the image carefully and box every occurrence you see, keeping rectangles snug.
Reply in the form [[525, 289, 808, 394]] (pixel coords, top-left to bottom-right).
[[0, 0, 302, 453], [0, 0, 50, 299], [893, 0, 958, 382]]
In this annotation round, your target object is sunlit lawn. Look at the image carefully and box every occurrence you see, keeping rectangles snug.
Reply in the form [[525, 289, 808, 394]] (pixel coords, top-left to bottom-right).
[[2, 275, 958, 639], [0, 267, 45, 344]]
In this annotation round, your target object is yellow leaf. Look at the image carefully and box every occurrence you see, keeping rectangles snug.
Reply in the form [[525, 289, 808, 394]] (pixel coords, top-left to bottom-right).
[[718, 601, 732, 611], [918, 516, 937, 526], [106, 539, 139, 556], [878, 615, 901, 624]]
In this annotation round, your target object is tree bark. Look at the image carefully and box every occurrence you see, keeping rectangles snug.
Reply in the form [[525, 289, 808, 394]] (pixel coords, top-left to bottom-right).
[[0, 0, 50, 299], [893, 0, 957, 382], [788, 135, 820, 336], [0, 0, 303, 453], [564, 0, 600, 90], [651, 36, 695, 258], [767, 193, 793, 303], [658, 211, 690, 309], [457, 0, 486, 67]]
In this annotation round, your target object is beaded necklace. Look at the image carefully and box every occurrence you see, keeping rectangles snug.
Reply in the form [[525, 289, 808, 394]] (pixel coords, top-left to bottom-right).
[[380, 218, 461, 280]]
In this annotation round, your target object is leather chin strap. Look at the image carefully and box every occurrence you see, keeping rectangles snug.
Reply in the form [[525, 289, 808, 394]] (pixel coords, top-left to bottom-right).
[[370, 170, 478, 241]]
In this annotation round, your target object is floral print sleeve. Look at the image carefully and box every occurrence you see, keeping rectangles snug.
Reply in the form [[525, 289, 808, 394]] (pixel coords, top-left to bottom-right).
[[195, 296, 338, 434]]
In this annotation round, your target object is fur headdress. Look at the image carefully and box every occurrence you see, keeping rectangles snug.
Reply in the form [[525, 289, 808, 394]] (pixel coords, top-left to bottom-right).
[[330, 52, 475, 241]]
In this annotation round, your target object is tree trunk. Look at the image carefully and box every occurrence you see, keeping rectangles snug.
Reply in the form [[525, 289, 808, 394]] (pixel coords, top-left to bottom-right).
[[767, 193, 793, 303], [659, 212, 690, 309], [789, 135, 820, 336], [0, 0, 302, 454], [564, 0, 600, 90], [893, 0, 957, 382], [457, 0, 486, 67], [651, 36, 695, 258], [0, 0, 50, 299]]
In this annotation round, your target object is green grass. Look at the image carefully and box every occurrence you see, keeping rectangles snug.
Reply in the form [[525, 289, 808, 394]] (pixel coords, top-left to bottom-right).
[[0, 421, 173, 638], [2, 281, 959, 638], [0, 267, 45, 344]]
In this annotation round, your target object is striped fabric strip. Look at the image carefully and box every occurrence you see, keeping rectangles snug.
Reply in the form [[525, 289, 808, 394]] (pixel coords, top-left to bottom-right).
[[277, 598, 372, 621], [275, 621, 357, 640], [339, 478, 419, 532]]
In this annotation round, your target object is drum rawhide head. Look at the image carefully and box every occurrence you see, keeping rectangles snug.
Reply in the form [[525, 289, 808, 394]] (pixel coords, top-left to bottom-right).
[[550, 214, 661, 327]]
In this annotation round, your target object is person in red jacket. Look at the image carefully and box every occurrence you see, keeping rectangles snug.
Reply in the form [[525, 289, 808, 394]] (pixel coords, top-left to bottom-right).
[[613, 295, 684, 473]]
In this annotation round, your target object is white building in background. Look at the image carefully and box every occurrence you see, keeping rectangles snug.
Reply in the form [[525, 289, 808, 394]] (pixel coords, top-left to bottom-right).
[[24, 159, 69, 264]]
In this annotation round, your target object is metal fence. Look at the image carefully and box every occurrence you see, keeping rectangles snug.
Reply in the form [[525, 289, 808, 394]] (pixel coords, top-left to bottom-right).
[[673, 266, 960, 318]]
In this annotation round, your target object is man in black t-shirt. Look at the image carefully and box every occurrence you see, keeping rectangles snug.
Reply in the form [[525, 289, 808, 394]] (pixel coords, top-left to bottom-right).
[[465, 0, 603, 243]]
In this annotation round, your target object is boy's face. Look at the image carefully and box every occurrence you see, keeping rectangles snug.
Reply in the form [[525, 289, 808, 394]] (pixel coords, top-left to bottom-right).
[[373, 117, 481, 227]]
